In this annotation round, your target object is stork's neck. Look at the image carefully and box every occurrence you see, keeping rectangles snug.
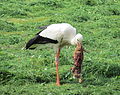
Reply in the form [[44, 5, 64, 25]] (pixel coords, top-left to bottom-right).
[[71, 37, 76, 45]]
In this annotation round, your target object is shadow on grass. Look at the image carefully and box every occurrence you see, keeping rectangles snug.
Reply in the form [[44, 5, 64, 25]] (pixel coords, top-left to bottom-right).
[[0, 70, 15, 84]]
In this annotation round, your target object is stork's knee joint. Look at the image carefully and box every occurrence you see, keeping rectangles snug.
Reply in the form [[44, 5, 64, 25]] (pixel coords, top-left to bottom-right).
[[55, 57, 59, 62]]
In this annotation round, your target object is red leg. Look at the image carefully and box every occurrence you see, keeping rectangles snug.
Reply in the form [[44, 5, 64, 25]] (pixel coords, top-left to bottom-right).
[[55, 48, 60, 86]]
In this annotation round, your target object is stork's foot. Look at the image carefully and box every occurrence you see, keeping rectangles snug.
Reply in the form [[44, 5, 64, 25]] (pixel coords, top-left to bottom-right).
[[56, 82, 60, 86]]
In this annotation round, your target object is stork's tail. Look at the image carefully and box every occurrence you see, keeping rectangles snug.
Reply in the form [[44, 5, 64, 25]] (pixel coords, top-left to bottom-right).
[[25, 35, 58, 49]]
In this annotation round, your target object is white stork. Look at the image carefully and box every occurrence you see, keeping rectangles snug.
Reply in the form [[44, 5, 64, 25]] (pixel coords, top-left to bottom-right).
[[25, 23, 83, 86]]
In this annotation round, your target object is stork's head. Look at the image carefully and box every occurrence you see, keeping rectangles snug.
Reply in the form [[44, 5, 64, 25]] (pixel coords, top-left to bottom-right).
[[71, 33, 83, 45]]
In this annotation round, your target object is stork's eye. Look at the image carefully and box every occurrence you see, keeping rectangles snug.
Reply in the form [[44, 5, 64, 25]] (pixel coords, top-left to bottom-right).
[[77, 39, 80, 42]]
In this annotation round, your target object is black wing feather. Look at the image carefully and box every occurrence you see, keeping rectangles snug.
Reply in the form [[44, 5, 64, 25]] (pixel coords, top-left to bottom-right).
[[26, 35, 58, 49]]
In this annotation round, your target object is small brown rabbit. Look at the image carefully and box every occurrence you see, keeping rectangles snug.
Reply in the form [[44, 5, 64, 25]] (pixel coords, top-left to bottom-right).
[[71, 43, 84, 83]]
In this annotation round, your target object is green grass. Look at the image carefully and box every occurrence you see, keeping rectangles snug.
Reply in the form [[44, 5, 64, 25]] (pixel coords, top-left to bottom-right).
[[0, 0, 120, 95]]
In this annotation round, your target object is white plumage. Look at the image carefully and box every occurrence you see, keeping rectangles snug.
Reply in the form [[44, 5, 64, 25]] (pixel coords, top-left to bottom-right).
[[39, 23, 83, 49]]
